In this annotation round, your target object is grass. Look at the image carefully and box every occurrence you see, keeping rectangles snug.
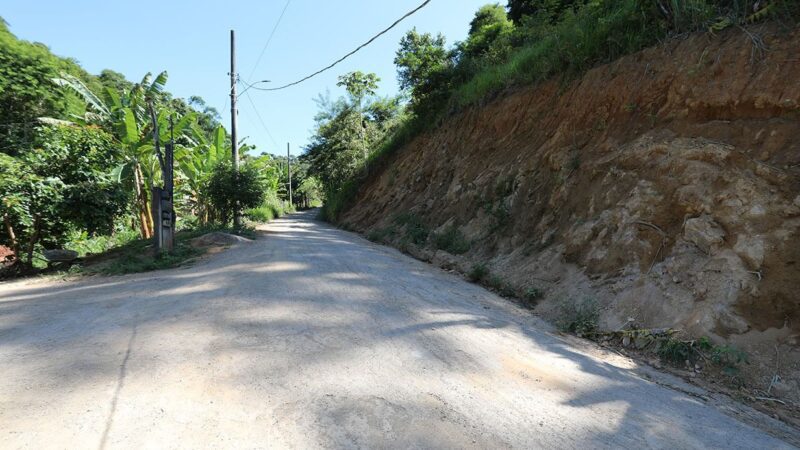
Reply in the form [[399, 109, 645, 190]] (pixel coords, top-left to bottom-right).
[[246, 195, 295, 223], [366, 226, 396, 244], [319, 1, 800, 224], [523, 287, 544, 305], [64, 228, 141, 257], [393, 212, 429, 246], [433, 225, 470, 255], [557, 297, 600, 337], [79, 224, 256, 276], [468, 262, 489, 282]]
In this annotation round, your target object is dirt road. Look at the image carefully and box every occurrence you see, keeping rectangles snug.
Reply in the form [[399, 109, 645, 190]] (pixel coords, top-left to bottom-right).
[[1, 211, 797, 449]]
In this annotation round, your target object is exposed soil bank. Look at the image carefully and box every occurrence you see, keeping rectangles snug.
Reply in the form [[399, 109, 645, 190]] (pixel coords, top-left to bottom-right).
[[339, 25, 800, 406]]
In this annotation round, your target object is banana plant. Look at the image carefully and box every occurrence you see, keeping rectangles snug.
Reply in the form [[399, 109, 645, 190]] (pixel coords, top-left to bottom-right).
[[54, 71, 194, 239], [174, 124, 228, 224]]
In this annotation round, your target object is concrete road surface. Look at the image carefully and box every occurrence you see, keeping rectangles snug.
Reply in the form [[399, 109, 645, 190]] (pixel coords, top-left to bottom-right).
[[1, 210, 797, 449]]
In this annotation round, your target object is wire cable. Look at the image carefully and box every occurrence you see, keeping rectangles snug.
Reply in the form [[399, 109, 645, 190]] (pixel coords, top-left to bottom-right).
[[248, 0, 431, 92], [241, 83, 279, 148], [246, 0, 292, 82]]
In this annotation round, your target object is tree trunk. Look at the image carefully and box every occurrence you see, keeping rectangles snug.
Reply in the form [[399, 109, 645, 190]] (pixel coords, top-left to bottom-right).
[[25, 216, 40, 268], [3, 213, 19, 256], [133, 164, 152, 239]]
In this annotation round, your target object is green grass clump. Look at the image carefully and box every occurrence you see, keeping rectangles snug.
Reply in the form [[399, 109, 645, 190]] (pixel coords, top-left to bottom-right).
[[65, 228, 140, 257], [80, 224, 256, 276], [98, 241, 202, 276], [524, 287, 544, 304], [366, 226, 396, 243], [557, 297, 600, 337], [393, 212, 429, 246], [433, 225, 470, 255], [246, 194, 295, 223], [468, 262, 489, 282], [656, 335, 748, 375]]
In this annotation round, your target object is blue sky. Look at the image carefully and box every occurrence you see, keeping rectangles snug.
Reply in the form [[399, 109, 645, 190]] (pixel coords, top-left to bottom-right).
[[2, 0, 489, 155]]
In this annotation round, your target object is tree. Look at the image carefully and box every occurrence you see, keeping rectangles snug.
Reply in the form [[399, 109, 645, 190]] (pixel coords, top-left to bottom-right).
[[337, 71, 380, 105], [0, 124, 127, 268], [204, 162, 267, 226], [336, 71, 381, 162], [506, 0, 584, 25], [0, 20, 92, 155], [463, 4, 514, 60], [175, 124, 228, 224], [55, 71, 196, 239], [304, 74, 402, 200], [394, 29, 452, 117]]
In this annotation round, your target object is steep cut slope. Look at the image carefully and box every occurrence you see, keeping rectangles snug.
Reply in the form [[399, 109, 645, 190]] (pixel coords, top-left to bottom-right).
[[340, 26, 800, 402]]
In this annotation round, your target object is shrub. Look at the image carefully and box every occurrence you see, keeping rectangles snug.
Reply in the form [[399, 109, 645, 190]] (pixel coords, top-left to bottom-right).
[[393, 212, 429, 245], [524, 287, 544, 304], [468, 262, 489, 282], [557, 297, 599, 336], [433, 225, 470, 254], [204, 162, 267, 226], [246, 192, 292, 223], [366, 226, 396, 243]]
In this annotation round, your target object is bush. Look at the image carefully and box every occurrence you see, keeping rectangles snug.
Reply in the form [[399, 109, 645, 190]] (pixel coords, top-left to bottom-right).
[[557, 297, 599, 336], [204, 162, 267, 226], [366, 226, 396, 243], [433, 225, 470, 254], [393, 212, 429, 245], [65, 228, 139, 257], [246, 192, 293, 223], [468, 262, 489, 282], [524, 287, 544, 304]]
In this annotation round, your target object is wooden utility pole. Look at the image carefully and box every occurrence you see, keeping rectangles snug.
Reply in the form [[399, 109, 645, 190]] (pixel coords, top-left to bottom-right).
[[287, 143, 293, 206], [230, 29, 241, 227]]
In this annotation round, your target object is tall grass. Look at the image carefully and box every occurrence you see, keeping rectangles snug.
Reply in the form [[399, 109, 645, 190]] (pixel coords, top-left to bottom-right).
[[246, 192, 295, 223]]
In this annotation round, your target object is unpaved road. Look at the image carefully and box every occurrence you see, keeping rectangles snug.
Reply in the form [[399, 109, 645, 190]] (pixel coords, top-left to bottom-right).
[[1, 211, 797, 449]]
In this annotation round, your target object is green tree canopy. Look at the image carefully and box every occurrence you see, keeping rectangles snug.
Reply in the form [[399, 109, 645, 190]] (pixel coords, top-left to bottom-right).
[[394, 29, 452, 117]]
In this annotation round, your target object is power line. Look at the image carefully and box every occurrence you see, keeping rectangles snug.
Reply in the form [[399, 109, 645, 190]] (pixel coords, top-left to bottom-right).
[[248, 0, 431, 92], [246, 0, 292, 82], [241, 82, 279, 148]]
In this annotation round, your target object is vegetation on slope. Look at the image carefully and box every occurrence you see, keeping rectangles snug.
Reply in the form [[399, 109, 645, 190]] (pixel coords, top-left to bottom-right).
[[309, 0, 800, 221]]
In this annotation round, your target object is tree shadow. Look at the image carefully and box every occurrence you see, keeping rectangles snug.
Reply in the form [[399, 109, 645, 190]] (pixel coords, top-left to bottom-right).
[[0, 210, 793, 448]]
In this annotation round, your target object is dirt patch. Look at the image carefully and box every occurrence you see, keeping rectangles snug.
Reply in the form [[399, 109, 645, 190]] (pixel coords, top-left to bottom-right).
[[190, 232, 253, 248], [339, 25, 800, 409]]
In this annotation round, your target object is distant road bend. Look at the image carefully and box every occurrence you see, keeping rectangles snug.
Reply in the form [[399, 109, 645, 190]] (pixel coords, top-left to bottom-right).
[[0, 210, 796, 448]]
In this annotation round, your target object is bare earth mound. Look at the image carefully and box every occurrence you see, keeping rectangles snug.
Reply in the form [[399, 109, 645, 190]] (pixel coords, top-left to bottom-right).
[[190, 232, 253, 248]]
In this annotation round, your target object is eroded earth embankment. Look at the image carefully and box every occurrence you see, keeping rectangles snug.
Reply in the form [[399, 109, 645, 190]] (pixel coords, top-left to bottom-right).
[[340, 26, 800, 405]]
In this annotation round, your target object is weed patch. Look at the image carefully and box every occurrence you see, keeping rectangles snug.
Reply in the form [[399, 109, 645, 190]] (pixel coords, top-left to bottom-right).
[[468, 262, 488, 282], [557, 297, 600, 337], [393, 213, 429, 246], [433, 225, 470, 255]]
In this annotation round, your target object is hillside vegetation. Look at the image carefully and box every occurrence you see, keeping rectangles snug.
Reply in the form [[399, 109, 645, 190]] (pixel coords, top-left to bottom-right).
[[307, 0, 800, 413], [307, 0, 800, 221], [0, 20, 318, 276]]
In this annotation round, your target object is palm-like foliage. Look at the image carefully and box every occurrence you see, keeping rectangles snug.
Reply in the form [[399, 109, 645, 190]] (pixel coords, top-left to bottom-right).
[[174, 124, 228, 223], [54, 71, 195, 238]]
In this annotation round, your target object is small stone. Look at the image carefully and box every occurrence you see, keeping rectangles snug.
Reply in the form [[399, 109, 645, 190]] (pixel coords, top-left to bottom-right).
[[42, 249, 78, 262]]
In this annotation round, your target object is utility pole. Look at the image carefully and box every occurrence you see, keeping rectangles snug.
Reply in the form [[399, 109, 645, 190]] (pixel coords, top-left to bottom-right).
[[230, 29, 241, 227], [287, 142, 293, 207]]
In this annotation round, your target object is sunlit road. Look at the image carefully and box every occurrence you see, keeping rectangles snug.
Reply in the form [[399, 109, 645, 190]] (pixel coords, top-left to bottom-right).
[[0, 210, 795, 448]]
